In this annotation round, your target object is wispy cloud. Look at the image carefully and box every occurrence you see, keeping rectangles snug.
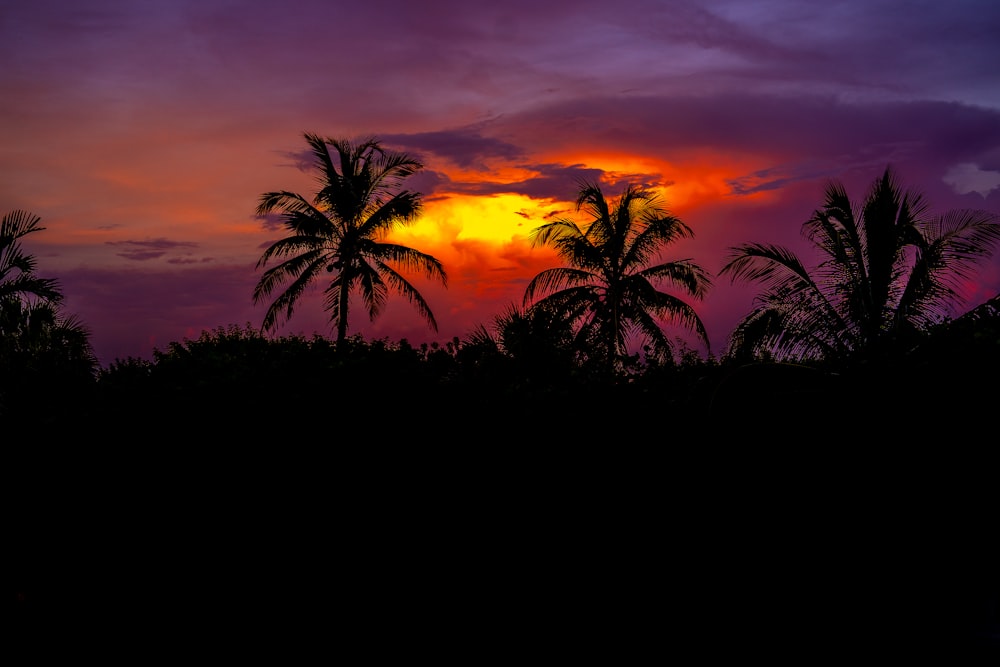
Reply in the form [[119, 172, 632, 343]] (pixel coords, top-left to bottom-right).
[[106, 238, 199, 261]]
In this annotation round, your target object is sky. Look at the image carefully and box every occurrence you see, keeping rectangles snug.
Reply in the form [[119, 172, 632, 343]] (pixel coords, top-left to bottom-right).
[[3, 0, 1000, 368]]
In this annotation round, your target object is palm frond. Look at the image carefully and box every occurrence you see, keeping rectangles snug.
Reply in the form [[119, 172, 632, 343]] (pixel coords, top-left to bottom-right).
[[898, 208, 1000, 327], [349, 263, 389, 322], [0, 273, 64, 304], [361, 191, 424, 236], [636, 286, 711, 351], [374, 263, 440, 332], [255, 254, 327, 332], [258, 190, 313, 217], [528, 218, 586, 249], [522, 267, 596, 305], [371, 243, 447, 284], [1, 209, 46, 242], [253, 248, 327, 300], [625, 213, 693, 268], [638, 259, 713, 300], [1, 210, 64, 305], [720, 242, 812, 288]]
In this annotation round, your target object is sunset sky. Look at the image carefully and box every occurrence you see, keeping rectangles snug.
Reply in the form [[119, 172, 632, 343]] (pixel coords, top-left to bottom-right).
[[3, 0, 1000, 367]]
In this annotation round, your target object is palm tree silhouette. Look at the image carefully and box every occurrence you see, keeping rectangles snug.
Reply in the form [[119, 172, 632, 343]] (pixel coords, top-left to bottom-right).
[[0, 210, 94, 360], [1, 210, 96, 416], [460, 301, 581, 388], [1, 210, 63, 306], [719, 165, 1000, 364], [0, 299, 96, 369], [253, 133, 447, 344], [464, 302, 576, 361], [523, 179, 712, 375]]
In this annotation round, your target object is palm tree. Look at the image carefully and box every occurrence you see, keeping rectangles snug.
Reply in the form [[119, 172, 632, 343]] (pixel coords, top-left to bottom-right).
[[459, 301, 581, 386], [523, 179, 713, 375], [1, 209, 63, 306], [1, 210, 97, 417], [719, 165, 1000, 365], [0, 299, 97, 369], [253, 132, 448, 345]]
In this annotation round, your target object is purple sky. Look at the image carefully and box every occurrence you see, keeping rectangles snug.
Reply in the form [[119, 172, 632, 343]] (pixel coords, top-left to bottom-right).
[[3, 0, 1000, 367]]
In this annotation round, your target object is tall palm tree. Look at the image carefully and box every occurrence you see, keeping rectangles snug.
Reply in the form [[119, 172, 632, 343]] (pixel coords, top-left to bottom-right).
[[523, 179, 713, 375], [719, 165, 1000, 365], [253, 132, 448, 344]]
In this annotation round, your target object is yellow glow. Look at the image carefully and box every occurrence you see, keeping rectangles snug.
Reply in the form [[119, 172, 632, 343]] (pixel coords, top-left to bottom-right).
[[390, 155, 777, 253], [400, 194, 568, 246]]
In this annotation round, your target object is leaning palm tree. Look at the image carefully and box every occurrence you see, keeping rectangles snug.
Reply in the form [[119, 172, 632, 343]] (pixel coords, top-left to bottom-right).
[[719, 165, 1000, 365], [253, 132, 448, 344], [523, 179, 713, 375]]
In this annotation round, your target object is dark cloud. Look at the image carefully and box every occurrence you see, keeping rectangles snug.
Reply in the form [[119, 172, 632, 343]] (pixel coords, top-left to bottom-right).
[[402, 93, 1000, 206], [106, 238, 198, 250], [114, 250, 167, 261], [256, 212, 285, 233], [382, 127, 527, 170], [501, 94, 1000, 163], [411, 158, 671, 202], [106, 238, 199, 262], [404, 170, 451, 200], [419, 163, 606, 200], [726, 163, 836, 196]]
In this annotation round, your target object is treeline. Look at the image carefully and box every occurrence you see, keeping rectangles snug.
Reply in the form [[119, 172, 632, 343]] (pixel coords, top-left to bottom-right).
[[6, 298, 998, 443], [12, 323, 713, 438], [4, 155, 1000, 445]]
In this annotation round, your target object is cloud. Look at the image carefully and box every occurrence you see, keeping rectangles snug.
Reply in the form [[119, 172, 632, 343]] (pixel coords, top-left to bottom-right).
[[943, 163, 1000, 198], [256, 212, 285, 233], [106, 238, 199, 261], [383, 127, 527, 170]]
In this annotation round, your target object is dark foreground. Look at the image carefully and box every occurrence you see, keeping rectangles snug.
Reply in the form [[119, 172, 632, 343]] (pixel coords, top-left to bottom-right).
[[11, 417, 999, 662], [8, 347, 999, 660]]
